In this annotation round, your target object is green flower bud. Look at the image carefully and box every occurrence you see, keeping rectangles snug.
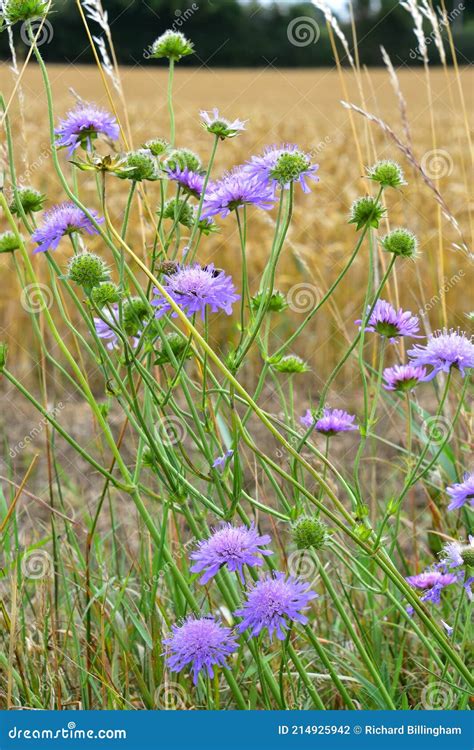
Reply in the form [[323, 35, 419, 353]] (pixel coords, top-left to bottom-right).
[[381, 228, 419, 259], [117, 149, 160, 182], [3, 0, 48, 24], [367, 160, 406, 189], [349, 196, 386, 230], [67, 252, 110, 292], [91, 282, 121, 308], [159, 198, 194, 228], [165, 148, 201, 173], [270, 354, 309, 374], [270, 150, 311, 185], [10, 187, 46, 216], [144, 137, 170, 157], [122, 297, 151, 336], [0, 230, 21, 254], [150, 30, 194, 62], [461, 546, 474, 568], [293, 516, 328, 550], [154, 332, 191, 365], [251, 290, 288, 313]]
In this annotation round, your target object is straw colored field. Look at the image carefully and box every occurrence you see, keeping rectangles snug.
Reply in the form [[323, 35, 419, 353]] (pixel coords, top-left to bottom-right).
[[0, 65, 472, 382]]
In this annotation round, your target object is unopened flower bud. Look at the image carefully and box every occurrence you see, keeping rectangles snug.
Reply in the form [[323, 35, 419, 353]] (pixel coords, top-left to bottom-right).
[[293, 516, 328, 550], [67, 252, 110, 291]]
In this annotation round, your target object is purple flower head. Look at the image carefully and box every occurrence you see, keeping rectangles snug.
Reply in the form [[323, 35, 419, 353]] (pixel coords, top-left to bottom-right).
[[31, 203, 103, 254], [383, 364, 427, 392], [300, 407, 358, 437], [212, 449, 234, 469], [190, 522, 272, 585], [201, 167, 275, 220], [152, 264, 239, 319], [446, 473, 474, 511], [94, 305, 139, 350], [200, 108, 247, 139], [164, 616, 238, 685], [167, 166, 206, 199], [244, 143, 319, 193], [406, 569, 457, 605], [94, 306, 119, 350], [357, 299, 421, 342], [55, 102, 119, 156], [235, 571, 316, 640], [408, 329, 474, 380], [439, 537, 474, 569]]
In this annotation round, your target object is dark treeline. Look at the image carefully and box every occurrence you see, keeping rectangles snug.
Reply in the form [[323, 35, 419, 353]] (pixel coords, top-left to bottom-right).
[[1, 0, 473, 66]]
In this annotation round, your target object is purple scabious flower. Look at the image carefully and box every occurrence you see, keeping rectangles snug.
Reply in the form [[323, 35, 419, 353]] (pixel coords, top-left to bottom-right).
[[357, 299, 421, 342], [200, 167, 275, 220], [408, 329, 474, 381], [235, 572, 316, 640], [55, 102, 119, 156], [382, 364, 427, 392], [94, 306, 120, 350], [406, 569, 457, 605], [164, 616, 238, 685], [167, 166, 206, 199], [244, 143, 319, 193], [446, 473, 474, 511], [212, 449, 234, 469], [94, 306, 139, 350], [300, 407, 358, 437], [190, 522, 272, 585], [32, 203, 103, 254], [152, 264, 239, 319], [439, 537, 474, 569]]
